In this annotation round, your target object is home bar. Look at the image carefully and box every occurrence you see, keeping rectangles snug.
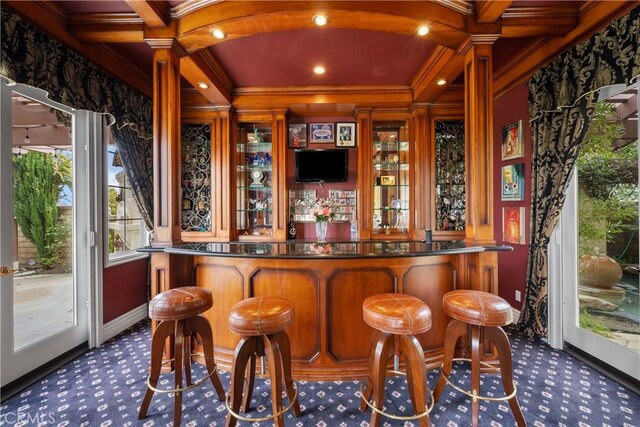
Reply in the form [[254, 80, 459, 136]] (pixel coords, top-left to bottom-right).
[[2, 1, 639, 426]]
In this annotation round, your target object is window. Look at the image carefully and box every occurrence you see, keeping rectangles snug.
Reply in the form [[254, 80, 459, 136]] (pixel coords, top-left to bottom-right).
[[107, 139, 148, 261]]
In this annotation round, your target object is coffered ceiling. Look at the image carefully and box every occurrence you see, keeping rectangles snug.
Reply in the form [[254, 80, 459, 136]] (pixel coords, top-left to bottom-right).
[[4, 0, 638, 114]]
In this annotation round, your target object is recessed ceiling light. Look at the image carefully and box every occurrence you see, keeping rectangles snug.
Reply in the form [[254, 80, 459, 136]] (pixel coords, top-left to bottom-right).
[[416, 25, 430, 36], [197, 82, 209, 89], [210, 28, 226, 40], [313, 66, 326, 75], [313, 14, 328, 26], [436, 78, 447, 86]]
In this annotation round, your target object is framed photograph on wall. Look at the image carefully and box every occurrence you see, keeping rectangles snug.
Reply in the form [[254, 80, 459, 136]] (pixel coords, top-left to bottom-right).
[[501, 120, 524, 160], [503, 206, 526, 244], [336, 123, 356, 147], [501, 163, 525, 201], [288, 123, 308, 148], [309, 123, 335, 144]]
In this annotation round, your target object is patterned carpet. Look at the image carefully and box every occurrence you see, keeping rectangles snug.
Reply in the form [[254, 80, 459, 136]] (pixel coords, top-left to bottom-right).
[[1, 321, 639, 426]]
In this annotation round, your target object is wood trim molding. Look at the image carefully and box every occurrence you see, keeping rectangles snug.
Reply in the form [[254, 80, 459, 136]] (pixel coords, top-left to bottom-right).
[[474, 0, 511, 24], [125, 0, 170, 28], [412, 46, 465, 103]]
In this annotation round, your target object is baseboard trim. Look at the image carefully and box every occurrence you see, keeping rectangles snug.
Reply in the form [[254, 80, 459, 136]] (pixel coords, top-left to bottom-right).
[[512, 307, 521, 324], [102, 304, 148, 343]]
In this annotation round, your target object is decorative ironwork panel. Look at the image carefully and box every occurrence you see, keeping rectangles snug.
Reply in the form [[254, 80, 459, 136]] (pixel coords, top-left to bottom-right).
[[435, 120, 465, 231], [181, 123, 212, 232]]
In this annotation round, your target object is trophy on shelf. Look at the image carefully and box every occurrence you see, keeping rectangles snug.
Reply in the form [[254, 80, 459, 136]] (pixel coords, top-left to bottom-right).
[[249, 169, 264, 187]]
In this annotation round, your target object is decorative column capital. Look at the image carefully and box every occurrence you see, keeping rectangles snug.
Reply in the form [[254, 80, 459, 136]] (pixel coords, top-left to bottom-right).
[[457, 34, 500, 55]]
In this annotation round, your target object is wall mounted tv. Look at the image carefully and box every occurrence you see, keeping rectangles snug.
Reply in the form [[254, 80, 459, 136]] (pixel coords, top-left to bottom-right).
[[295, 149, 348, 183]]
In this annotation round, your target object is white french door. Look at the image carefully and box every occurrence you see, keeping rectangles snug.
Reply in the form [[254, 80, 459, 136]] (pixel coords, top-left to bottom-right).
[[1, 80, 103, 386], [551, 82, 639, 381]]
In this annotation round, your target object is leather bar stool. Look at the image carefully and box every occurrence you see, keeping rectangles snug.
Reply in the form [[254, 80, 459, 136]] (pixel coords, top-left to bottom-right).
[[360, 293, 434, 427], [225, 296, 302, 427], [433, 289, 526, 427], [139, 287, 225, 426]]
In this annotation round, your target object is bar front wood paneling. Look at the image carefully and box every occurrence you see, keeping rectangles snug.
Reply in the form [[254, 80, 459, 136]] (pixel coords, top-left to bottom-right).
[[152, 242, 503, 380]]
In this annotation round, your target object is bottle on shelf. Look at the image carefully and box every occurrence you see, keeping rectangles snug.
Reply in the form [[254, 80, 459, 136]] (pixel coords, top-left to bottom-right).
[[288, 216, 297, 240], [350, 218, 358, 241]]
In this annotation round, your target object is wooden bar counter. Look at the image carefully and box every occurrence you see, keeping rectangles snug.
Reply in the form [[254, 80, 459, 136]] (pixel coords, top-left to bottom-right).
[[148, 241, 509, 380]]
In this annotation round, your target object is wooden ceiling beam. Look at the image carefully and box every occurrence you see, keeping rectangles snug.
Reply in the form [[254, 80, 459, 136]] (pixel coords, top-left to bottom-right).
[[176, 1, 469, 52], [494, 0, 640, 99], [412, 46, 465, 103], [2, 1, 152, 97], [125, 0, 169, 28], [475, 0, 512, 24], [180, 50, 233, 105], [500, 5, 579, 38], [68, 13, 144, 43]]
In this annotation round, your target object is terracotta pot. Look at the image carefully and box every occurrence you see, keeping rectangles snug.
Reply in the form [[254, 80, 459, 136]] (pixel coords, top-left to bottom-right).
[[579, 254, 622, 289]]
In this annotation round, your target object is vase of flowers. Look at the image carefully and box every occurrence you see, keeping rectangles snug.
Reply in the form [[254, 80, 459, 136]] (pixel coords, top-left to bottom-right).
[[307, 197, 335, 242]]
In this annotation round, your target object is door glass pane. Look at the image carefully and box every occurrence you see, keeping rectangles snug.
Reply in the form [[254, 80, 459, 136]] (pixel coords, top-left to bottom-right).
[[12, 91, 74, 350], [577, 95, 639, 354]]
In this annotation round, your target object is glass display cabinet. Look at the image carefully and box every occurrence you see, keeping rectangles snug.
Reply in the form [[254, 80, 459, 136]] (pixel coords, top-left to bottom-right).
[[236, 122, 273, 238], [181, 123, 212, 232], [434, 120, 465, 231], [371, 121, 410, 236]]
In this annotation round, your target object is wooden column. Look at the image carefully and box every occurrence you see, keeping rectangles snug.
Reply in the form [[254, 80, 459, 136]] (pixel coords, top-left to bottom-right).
[[149, 40, 187, 298], [271, 109, 288, 240], [460, 36, 498, 294], [214, 107, 232, 240], [150, 40, 185, 246], [411, 104, 430, 240], [356, 108, 373, 240]]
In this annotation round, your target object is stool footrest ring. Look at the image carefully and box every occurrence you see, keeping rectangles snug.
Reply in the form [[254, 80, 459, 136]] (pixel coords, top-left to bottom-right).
[[225, 381, 298, 423], [359, 372, 434, 422], [440, 358, 518, 402], [146, 354, 218, 395]]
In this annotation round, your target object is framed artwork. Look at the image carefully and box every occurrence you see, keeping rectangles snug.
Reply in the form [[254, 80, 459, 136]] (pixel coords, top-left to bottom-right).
[[501, 163, 525, 201], [503, 207, 526, 244], [288, 123, 308, 148], [309, 123, 335, 144], [380, 175, 396, 186], [501, 120, 524, 160], [336, 123, 356, 147]]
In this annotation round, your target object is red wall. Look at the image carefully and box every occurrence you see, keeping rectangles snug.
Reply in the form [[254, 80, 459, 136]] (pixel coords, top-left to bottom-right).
[[286, 117, 358, 240], [493, 84, 532, 309], [102, 258, 148, 323]]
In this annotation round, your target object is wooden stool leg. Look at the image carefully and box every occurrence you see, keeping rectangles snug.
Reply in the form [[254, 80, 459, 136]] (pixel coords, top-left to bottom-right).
[[470, 325, 481, 427], [485, 327, 527, 427], [434, 319, 467, 402], [401, 335, 431, 427], [367, 332, 395, 427], [272, 331, 302, 417], [242, 342, 259, 413], [264, 335, 285, 427], [173, 320, 185, 427], [184, 332, 193, 387], [359, 330, 382, 412], [225, 336, 258, 427], [139, 320, 174, 419], [190, 315, 226, 401]]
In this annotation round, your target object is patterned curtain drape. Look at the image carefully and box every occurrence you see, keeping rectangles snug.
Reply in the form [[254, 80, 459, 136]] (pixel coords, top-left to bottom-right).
[[517, 6, 640, 338], [0, 8, 154, 231]]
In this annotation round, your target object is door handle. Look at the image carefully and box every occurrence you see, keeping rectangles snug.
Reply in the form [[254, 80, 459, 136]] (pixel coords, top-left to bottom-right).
[[0, 266, 15, 276]]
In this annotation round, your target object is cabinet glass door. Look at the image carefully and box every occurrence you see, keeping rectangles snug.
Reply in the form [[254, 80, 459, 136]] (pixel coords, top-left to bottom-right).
[[372, 122, 410, 235], [236, 123, 273, 237]]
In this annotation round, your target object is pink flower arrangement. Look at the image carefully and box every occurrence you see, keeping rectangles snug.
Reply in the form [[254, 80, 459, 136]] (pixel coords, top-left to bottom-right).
[[307, 197, 336, 222]]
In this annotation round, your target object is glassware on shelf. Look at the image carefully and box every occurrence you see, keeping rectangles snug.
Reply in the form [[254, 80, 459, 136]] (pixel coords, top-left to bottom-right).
[[237, 123, 273, 237]]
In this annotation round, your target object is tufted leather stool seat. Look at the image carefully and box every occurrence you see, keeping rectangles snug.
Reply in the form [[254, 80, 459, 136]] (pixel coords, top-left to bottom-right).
[[360, 294, 433, 427], [228, 296, 295, 336], [139, 287, 225, 427], [149, 286, 213, 321], [225, 296, 301, 427], [434, 290, 526, 427]]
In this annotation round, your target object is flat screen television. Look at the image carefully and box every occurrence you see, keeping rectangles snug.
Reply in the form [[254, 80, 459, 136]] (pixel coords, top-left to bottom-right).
[[295, 149, 348, 183]]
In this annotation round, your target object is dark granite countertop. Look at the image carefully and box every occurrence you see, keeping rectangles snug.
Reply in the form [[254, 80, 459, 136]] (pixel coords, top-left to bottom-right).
[[140, 240, 511, 259]]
